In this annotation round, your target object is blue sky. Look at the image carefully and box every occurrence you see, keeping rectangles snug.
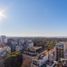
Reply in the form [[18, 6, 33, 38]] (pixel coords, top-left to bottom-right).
[[0, 0, 67, 37]]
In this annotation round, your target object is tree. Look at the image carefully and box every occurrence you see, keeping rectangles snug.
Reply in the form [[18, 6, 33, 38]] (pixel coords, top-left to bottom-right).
[[4, 51, 23, 67]]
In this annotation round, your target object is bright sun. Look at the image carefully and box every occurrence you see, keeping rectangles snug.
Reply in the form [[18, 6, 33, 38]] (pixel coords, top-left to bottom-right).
[[0, 9, 6, 21]]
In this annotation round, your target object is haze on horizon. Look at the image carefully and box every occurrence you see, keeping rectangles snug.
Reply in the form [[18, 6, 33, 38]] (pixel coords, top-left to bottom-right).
[[0, 0, 67, 37]]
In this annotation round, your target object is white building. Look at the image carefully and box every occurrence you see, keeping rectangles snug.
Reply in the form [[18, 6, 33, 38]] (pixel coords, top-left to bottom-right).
[[19, 39, 25, 45], [16, 45, 23, 52], [0, 45, 11, 58], [53, 42, 67, 65], [0, 36, 8, 44], [4, 46, 11, 53], [0, 47, 7, 57], [56, 42, 67, 58], [38, 55, 48, 66], [27, 40, 34, 49]]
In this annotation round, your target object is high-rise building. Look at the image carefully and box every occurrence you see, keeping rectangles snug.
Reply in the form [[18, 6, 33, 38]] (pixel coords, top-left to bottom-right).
[[7, 39, 17, 52], [55, 42, 64, 61], [55, 42, 67, 66], [55, 42, 67, 60], [0, 36, 8, 44], [26, 40, 34, 49]]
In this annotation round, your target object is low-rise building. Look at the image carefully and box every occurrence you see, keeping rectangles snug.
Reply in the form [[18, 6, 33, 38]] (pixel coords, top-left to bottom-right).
[[0, 48, 7, 57]]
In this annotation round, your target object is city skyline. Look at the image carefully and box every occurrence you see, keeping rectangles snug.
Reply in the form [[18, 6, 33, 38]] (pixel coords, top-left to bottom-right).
[[0, 0, 67, 37]]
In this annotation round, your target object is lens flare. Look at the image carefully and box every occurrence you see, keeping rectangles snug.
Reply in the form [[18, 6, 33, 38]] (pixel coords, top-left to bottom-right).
[[0, 9, 6, 21]]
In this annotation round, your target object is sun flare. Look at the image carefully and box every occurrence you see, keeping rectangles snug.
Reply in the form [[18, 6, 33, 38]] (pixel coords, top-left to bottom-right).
[[0, 9, 6, 21]]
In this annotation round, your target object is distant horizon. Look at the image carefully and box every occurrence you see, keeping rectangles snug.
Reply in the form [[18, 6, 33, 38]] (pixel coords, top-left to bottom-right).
[[0, 34, 67, 38]]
